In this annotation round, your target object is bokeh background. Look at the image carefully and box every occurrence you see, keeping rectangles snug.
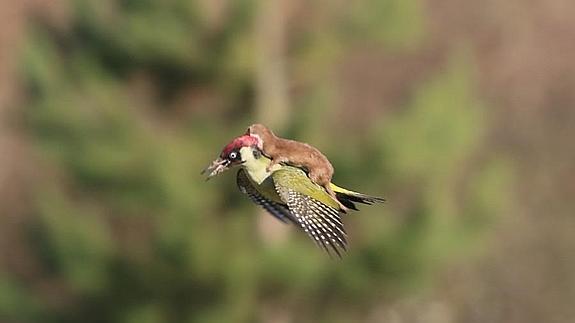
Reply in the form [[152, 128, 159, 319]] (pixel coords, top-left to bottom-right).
[[1, 0, 574, 322]]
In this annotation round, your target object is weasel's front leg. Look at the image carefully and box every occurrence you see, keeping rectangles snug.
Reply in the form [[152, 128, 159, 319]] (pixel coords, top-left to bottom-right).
[[266, 156, 289, 172]]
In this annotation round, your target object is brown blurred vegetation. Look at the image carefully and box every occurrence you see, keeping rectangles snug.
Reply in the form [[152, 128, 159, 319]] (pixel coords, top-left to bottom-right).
[[0, 0, 574, 322]]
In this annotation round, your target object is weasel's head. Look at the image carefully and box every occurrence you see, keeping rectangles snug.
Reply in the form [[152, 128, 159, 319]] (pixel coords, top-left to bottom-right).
[[246, 123, 272, 150], [201, 135, 259, 179]]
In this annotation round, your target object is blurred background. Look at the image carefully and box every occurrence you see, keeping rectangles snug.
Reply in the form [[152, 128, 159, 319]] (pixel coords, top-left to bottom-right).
[[1, 0, 574, 322]]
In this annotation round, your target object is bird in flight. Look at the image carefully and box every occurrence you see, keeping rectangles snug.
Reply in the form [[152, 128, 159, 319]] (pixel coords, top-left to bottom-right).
[[202, 133, 384, 257]]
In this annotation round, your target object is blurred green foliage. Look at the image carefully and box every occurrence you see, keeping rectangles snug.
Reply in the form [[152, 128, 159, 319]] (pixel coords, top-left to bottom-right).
[[0, 0, 510, 322]]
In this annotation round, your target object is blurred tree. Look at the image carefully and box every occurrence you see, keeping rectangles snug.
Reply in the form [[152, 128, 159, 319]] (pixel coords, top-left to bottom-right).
[[0, 0, 512, 322]]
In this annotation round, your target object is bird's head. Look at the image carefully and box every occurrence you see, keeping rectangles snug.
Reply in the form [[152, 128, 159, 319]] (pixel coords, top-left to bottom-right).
[[202, 135, 260, 179]]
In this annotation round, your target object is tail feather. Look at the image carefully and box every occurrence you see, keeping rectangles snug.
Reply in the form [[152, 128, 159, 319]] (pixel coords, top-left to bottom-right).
[[330, 183, 385, 211]]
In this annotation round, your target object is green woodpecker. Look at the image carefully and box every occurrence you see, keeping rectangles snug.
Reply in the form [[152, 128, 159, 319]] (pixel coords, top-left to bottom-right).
[[202, 135, 384, 256]]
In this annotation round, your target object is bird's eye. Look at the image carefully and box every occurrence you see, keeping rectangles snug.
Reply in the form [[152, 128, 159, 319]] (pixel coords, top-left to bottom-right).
[[252, 149, 261, 159], [229, 151, 238, 160]]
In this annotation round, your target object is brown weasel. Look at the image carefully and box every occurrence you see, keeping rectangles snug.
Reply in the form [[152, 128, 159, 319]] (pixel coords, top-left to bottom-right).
[[247, 123, 348, 212]]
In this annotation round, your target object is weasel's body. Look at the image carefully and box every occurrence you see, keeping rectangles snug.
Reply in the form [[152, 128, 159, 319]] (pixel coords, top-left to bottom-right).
[[247, 124, 347, 211]]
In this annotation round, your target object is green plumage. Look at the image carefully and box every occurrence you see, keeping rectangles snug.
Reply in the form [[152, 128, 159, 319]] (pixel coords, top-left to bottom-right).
[[272, 167, 341, 209], [236, 146, 384, 256]]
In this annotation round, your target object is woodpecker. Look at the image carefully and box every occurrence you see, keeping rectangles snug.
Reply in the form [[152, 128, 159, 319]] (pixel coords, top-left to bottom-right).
[[202, 135, 384, 257]]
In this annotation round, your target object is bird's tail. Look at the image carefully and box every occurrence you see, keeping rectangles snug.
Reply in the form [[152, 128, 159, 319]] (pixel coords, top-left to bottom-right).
[[330, 183, 385, 211]]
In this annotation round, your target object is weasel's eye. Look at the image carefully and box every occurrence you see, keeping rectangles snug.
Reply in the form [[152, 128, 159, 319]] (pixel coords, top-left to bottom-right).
[[229, 151, 238, 160]]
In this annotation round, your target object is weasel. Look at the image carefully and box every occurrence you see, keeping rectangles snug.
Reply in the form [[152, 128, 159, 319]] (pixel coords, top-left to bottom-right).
[[247, 123, 347, 212]]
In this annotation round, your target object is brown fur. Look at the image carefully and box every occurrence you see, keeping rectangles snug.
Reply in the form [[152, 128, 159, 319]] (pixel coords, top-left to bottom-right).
[[247, 124, 347, 212]]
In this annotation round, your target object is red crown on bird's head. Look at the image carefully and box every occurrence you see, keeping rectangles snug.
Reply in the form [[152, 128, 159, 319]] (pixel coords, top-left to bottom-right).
[[220, 135, 259, 158]]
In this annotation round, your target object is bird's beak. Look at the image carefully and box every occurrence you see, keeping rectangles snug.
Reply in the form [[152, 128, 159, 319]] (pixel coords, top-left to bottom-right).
[[201, 157, 231, 180]]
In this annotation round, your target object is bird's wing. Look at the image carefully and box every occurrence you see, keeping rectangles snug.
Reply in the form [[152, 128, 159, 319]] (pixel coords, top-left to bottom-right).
[[274, 166, 341, 209], [236, 168, 294, 224], [273, 168, 348, 257]]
